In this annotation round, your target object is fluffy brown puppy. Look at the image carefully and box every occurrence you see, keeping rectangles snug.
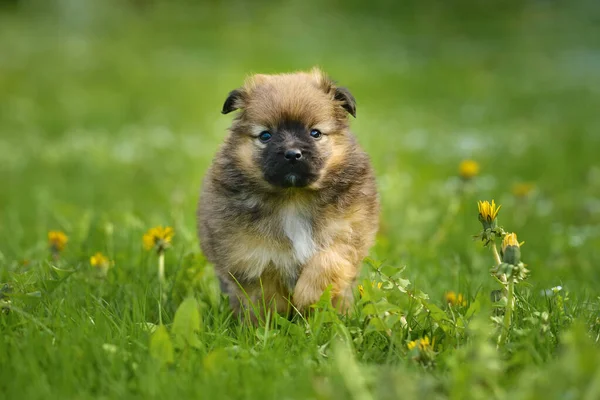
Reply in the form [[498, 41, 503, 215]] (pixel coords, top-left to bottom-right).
[[197, 67, 379, 321]]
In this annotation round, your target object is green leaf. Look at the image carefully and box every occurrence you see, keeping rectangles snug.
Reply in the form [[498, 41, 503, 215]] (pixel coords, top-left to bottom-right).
[[50, 264, 75, 279], [203, 348, 228, 373], [149, 324, 174, 366], [274, 314, 305, 339], [425, 302, 451, 328], [465, 295, 482, 319], [380, 264, 401, 278], [172, 296, 202, 349], [365, 317, 388, 333]]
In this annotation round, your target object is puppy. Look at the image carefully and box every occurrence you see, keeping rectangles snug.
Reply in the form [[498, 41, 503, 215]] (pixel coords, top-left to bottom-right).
[[197, 67, 379, 320]]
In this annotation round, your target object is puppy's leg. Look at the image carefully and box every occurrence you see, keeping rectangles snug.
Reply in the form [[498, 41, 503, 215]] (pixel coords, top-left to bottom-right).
[[292, 243, 359, 313], [218, 271, 292, 323], [217, 272, 252, 321]]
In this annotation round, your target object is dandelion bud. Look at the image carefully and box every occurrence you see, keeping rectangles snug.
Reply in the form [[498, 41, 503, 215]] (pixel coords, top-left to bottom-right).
[[501, 233, 521, 265]]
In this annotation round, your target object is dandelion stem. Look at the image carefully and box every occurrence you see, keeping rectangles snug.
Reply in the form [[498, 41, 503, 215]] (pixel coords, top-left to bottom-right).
[[157, 251, 165, 324], [491, 244, 502, 266], [499, 280, 514, 344], [158, 251, 165, 284], [491, 243, 508, 285]]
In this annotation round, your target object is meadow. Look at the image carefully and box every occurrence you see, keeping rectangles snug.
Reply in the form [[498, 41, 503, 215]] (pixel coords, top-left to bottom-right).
[[1, 0, 600, 398]]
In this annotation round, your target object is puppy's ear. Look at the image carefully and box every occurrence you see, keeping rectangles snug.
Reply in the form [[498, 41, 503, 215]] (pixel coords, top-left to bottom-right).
[[334, 87, 357, 118], [222, 89, 245, 114]]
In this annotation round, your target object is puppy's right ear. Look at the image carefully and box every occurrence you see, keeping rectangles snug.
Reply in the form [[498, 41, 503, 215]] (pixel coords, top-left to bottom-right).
[[221, 89, 245, 114]]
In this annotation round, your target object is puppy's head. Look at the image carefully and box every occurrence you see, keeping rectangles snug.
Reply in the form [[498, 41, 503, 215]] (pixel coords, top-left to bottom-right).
[[221, 67, 356, 190]]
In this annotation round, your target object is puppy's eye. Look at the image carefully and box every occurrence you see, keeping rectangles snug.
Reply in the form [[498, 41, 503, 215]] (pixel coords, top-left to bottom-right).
[[310, 129, 322, 139], [258, 131, 272, 143]]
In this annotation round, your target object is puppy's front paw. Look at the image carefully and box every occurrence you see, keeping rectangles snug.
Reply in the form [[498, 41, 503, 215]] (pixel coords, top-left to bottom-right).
[[292, 282, 324, 312]]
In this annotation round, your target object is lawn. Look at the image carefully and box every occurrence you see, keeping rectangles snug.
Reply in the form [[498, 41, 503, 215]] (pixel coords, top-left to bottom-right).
[[1, 0, 600, 398]]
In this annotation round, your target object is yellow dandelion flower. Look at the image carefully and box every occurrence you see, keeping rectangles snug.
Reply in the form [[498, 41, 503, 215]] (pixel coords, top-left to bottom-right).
[[143, 226, 174, 283], [90, 252, 110, 268], [357, 281, 383, 298], [478, 200, 501, 223], [48, 230, 68, 252], [477, 199, 502, 231], [407, 336, 432, 351], [143, 226, 174, 252], [90, 252, 111, 276], [513, 182, 535, 198], [358, 285, 365, 297], [445, 291, 467, 307], [445, 291, 457, 304], [459, 159, 480, 179]]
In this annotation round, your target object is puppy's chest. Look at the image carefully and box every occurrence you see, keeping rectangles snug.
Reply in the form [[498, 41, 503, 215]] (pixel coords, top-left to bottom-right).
[[279, 204, 316, 265], [236, 202, 318, 283]]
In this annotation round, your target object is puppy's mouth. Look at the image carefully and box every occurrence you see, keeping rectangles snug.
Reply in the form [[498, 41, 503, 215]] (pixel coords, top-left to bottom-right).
[[284, 173, 300, 187], [264, 168, 317, 189], [278, 172, 312, 188], [282, 172, 315, 188]]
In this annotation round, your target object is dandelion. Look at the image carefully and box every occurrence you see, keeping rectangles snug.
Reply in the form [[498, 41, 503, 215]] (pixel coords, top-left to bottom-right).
[[512, 182, 535, 198], [490, 231, 529, 345], [90, 252, 111, 276], [143, 226, 174, 283], [48, 230, 68, 252], [407, 336, 431, 351], [445, 291, 467, 307], [48, 230, 68, 257], [502, 233, 520, 264], [407, 336, 435, 364], [477, 200, 501, 230], [502, 232, 519, 249], [358, 281, 383, 298], [473, 201, 529, 346], [459, 159, 480, 180], [493, 232, 528, 282], [474, 200, 505, 259], [143, 226, 174, 253]]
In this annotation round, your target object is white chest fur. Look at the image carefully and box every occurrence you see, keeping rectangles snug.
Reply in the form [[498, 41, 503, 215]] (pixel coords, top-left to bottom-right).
[[280, 203, 316, 265], [230, 200, 318, 285]]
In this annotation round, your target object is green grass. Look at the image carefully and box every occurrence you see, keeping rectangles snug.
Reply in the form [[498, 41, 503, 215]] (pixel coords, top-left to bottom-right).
[[2, 0, 600, 398]]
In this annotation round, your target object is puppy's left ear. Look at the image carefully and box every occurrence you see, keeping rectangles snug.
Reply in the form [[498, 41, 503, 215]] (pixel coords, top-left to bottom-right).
[[222, 89, 245, 114], [334, 87, 357, 118]]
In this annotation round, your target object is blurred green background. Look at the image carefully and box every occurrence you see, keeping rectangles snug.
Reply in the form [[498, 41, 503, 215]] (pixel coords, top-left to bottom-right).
[[1, 0, 599, 297]]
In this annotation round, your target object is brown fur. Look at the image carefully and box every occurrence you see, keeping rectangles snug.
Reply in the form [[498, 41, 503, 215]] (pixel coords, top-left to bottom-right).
[[197, 67, 379, 321]]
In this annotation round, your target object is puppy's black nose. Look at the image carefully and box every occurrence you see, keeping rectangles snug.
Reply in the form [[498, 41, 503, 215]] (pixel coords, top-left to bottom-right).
[[284, 149, 302, 161]]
